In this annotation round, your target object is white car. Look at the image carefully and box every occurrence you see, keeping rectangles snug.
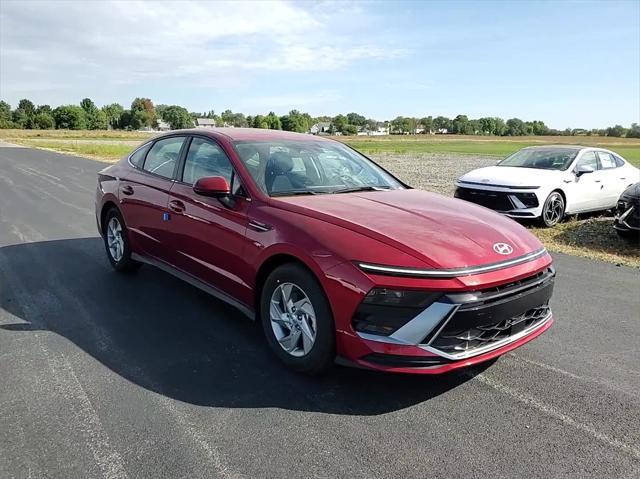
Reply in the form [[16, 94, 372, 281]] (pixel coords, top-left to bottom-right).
[[454, 146, 640, 227]]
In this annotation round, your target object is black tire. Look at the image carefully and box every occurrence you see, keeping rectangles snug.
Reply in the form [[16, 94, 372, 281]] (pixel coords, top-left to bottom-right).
[[260, 263, 335, 374], [539, 191, 565, 227], [616, 228, 640, 241], [103, 207, 142, 273]]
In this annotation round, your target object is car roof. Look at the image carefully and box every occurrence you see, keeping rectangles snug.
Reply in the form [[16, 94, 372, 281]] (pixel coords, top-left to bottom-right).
[[159, 127, 334, 143], [522, 145, 587, 151]]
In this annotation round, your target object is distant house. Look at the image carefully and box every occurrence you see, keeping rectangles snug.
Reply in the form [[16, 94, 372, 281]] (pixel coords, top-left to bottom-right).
[[357, 126, 388, 136], [309, 122, 332, 135], [157, 119, 171, 131], [195, 118, 217, 128]]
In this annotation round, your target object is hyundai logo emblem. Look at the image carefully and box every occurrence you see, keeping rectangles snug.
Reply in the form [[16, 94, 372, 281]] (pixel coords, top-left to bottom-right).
[[493, 242, 514, 255]]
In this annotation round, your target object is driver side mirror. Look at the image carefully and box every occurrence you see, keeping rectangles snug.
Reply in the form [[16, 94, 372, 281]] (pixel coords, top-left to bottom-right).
[[193, 176, 230, 197], [575, 165, 594, 177]]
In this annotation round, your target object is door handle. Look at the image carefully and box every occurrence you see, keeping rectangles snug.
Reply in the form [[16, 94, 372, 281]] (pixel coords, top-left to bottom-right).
[[594, 180, 601, 183], [168, 199, 185, 213], [121, 185, 134, 195]]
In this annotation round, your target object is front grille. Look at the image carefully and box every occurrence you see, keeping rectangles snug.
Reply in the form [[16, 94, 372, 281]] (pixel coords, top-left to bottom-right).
[[425, 269, 555, 357], [430, 305, 550, 354], [616, 201, 640, 228], [455, 187, 514, 211]]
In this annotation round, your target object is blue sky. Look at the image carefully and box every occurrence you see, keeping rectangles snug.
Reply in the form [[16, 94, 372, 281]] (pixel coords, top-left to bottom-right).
[[1, 0, 638, 128]]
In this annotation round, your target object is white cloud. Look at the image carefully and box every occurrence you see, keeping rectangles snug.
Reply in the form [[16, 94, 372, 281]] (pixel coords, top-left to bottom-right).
[[0, 0, 408, 105]]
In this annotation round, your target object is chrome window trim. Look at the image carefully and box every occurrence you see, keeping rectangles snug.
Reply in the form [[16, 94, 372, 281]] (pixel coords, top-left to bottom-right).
[[358, 248, 547, 278]]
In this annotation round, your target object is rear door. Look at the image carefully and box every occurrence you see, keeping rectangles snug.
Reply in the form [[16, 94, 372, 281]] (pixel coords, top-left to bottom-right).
[[598, 151, 627, 208], [119, 135, 187, 261], [165, 136, 254, 305]]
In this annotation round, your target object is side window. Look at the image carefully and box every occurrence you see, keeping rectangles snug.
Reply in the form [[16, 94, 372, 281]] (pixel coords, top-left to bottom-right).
[[598, 152, 617, 169], [129, 143, 150, 168], [577, 151, 599, 170], [143, 137, 185, 179], [182, 137, 233, 185], [614, 155, 625, 167]]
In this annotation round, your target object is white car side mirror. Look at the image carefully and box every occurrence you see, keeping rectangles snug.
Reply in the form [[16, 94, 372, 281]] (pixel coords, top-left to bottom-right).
[[575, 165, 594, 177]]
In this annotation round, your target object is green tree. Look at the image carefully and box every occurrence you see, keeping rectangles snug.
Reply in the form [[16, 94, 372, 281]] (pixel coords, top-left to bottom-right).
[[332, 114, 348, 133], [505, 118, 527, 136], [102, 103, 124, 129], [12, 108, 30, 128], [346, 112, 366, 127], [80, 98, 97, 115], [420, 116, 433, 134], [131, 97, 157, 128], [32, 112, 55, 129], [342, 124, 358, 135], [155, 104, 169, 120], [53, 105, 87, 129], [0, 101, 11, 121], [606, 125, 627, 137], [280, 110, 309, 132], [626, 123, 640, 139], [433, 116, 451, 132], [265, 111, 281, 130], [451, 114, 473, 134], [390, 116, 412, 134], [18, 99, 35, 116], [162, 105, 194, 129], [478, 117, 496, 135], [252, 114, 269, 129]]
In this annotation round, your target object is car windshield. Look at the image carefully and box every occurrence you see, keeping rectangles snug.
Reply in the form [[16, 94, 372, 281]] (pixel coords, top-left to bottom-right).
[[232, 140, 405, 196], [498, 148, 578, 171]]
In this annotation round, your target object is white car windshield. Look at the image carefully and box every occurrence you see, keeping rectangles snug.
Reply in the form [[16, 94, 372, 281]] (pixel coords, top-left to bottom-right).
[[498, 148, 578, 171], [233, 140, 405, 196]]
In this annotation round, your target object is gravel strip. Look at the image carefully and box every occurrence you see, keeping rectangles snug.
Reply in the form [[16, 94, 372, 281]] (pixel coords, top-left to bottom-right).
[[369, 152, 497, 195]]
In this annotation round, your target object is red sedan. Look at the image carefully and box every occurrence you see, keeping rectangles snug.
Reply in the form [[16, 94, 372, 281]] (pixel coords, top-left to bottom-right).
[[95, 128, 554, 374]]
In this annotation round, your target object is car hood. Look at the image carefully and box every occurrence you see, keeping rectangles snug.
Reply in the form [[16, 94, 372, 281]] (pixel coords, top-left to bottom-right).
[[458, 166, 564, 187], [620, 182, 640, 204], [274, 189, 543, 269]]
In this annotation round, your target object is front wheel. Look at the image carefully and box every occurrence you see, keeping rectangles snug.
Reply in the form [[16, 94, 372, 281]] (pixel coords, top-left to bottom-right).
[[260, 263, 335, 374], [539, 192, 565, 227]]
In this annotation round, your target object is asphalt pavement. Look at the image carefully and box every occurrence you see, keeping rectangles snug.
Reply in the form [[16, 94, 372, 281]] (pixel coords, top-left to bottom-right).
[[0, 144, 639, 479]]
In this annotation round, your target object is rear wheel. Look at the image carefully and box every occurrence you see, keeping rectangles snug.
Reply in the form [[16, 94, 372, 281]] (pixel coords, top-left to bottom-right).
[[103, 208, 141, 272], [539, 191, 565, 227], [260, 263, 335, 374]]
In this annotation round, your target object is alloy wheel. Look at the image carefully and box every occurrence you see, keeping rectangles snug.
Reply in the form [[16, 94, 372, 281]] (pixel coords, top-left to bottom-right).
[[106, 217, 125, 262], [543, 193, 564, 226], [269, 282, 317, 357]]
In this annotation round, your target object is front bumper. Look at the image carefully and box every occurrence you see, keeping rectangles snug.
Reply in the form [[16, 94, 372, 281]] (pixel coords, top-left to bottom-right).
[[613, 200, 640, 232], [454, 184, 542, 219], [332, 259, 555, 374]]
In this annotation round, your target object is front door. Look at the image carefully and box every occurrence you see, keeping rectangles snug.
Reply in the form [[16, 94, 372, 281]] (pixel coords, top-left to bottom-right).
[[166, 136, 254, 306], [569, 151, 606, 212]]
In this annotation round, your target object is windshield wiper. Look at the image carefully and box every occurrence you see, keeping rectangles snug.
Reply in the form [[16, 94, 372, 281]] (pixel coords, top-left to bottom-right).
[[271, 190, 322, 197], [332, 186, 391, 194]]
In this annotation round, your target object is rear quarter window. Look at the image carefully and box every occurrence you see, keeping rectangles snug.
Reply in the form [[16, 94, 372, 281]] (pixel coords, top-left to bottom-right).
[[129, 143, 150, 168]]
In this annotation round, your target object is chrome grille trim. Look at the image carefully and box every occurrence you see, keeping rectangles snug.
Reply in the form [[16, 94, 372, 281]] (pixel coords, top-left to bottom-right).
[[421, 310, 552, 360]]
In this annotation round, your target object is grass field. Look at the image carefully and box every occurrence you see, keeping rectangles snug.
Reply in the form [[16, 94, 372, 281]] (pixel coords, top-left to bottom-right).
[[1, 129, 638, 165], [342, 134, 640, 165]]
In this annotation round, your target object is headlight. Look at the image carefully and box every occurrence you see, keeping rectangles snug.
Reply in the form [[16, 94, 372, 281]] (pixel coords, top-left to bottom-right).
[[362, 288, 441, 307], [353, 289, 443, 336]]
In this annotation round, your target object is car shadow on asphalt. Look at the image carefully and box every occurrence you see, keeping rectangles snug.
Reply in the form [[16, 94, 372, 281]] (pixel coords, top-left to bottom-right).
[[0, 237, 488, 416]]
